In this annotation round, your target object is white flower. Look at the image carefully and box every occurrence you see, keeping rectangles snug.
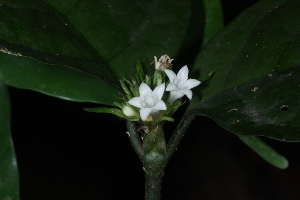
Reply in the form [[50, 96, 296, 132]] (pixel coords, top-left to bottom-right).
[[122, 105, 139, 117], [128, 83, 167, 121], [164, 65, 201, 103], [153, 55, 173, 71]]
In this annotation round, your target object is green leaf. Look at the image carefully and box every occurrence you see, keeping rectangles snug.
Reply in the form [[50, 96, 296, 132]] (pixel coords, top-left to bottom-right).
[[43, 0, 193, 76], [193, 66, 300, 141], [0, 83, 19, 200], [175, 0, 223, 66], [0, 54, 121, 105], [0, 0, 223, 104], [190, 0, 300, 141], [236, 134, 289, 169], [202, 0, 224, 45], [0, 0, 197, 104], [0, 0, 121, 105]]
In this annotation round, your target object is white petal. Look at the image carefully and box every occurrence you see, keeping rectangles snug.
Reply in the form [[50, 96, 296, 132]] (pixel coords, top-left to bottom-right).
[[171, 90, 185, 99], [140, 108, 152, 121], [181, 89, 193, 99], [177, 65, 189, 82], [166, 83, 178, 91], [164, 69, 177, 82], [139, 83, 152, 96], [152, 100, 167, 111], [153, 83, 165, 99], [169, 91, 185, 103], [128, 97, 143, 108], [183, 79, 201, 89]]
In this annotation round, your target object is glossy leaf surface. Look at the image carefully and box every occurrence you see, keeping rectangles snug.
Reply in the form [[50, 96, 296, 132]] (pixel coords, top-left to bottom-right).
[[0, 0, 210, 105], [0, 54, 120, 104], [0, 84, 19, 199], [190, 0, 300, 141]]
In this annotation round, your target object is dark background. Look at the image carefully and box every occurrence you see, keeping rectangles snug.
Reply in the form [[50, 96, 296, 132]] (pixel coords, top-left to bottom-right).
[[10, 0, 300, 199]]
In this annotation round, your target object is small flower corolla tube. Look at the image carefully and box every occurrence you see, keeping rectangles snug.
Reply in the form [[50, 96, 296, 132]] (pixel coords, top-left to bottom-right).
[[164, 65, 201, 103], [128, 83, 167, 121]]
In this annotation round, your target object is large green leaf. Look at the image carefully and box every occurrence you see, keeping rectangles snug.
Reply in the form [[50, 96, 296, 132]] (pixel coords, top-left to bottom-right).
[[202, 0, 224, 46], [0, 83, 19, 199], [0, 54, 120, 104], [194, 66, 300, 141], [190, 0, 300, 141], [42, 0, 192, 76], [0, 0, 206, 104]]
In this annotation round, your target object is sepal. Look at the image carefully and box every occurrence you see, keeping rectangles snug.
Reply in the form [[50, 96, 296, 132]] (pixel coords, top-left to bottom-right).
[[143, 123, 166, 155], [136, 61, 145, 83], [145, 75, 152, 87], [83, 106, 140, 121], [153, 70, 163, 87], [165, 100, 185, 117], [161, 117, 174, 122], [119, 80, 133, 99]]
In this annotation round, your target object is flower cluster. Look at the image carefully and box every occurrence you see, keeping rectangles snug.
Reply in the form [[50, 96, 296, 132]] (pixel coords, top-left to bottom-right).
[[84, 55, 201, 123], [126, 55, 200, 122]]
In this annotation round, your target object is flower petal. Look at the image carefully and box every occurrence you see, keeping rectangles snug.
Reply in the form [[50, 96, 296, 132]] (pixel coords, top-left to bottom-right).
[[153, 83, 165, 99], [152, 100, 167, 111], [140, 108, 152, 121], [181, 89, 193, 99], [177, 65, 189, 82], [139, 83, 152, 96], [164, 69, 177, 82], [166, 83, 178, 91], [169, 91, 185, 103], [128, 97, 142, 108], [183, 79, 201, 89]]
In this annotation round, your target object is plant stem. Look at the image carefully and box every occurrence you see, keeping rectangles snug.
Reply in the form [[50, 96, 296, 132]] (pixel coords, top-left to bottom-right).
[[165, 111, 197, 163], [145, 172, 163, 200], [143, 123, 166, 200], [126, 120, 144, 162], [127, 112, 197, 199]]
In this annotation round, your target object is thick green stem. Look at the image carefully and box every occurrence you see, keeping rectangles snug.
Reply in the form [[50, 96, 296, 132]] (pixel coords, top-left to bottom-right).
[[143, 123, 166, 200], [127, 112, 196, 199], [165, 111, 197, 163], [144, 152, 165, 200], [145, 172, 163, 200]]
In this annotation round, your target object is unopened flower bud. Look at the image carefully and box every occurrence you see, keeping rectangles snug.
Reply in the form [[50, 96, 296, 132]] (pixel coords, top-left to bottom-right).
[[122, 105, 139, 117]]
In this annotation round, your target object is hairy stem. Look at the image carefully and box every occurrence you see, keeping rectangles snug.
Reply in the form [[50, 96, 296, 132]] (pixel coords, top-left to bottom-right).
[[145, 172, 163, 200]]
